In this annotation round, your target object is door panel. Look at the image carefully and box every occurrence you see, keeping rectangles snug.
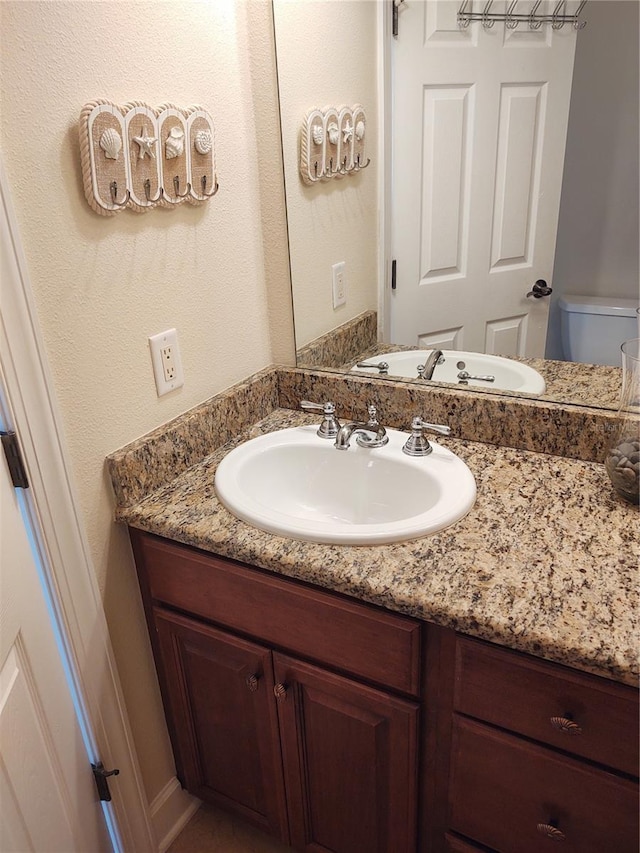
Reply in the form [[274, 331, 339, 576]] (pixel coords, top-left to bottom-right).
[[273, 653, 419, 853], [154, 609, 289, 842], [391, 0, 578, 357], [0, 445, 109, 851]]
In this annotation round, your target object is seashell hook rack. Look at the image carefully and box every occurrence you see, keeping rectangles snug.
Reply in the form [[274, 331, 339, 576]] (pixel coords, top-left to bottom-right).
[[300, 105, 370, 185], [79, 100, 219, 215]]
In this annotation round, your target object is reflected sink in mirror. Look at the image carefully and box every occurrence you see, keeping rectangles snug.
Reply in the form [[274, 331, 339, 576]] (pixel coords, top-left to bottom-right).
[[215, 425, 476, 545], [352, 350, 546, 395]]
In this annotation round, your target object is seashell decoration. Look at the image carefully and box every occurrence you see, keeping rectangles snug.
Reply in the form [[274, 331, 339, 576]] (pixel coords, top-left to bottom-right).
[[327, 122, 339, 146], [99, 128, 122, 160], [165, 126, 185, 160], [194, 129, 213, 155], [355, 120, 365, 141], [311, 125, 323, 146]]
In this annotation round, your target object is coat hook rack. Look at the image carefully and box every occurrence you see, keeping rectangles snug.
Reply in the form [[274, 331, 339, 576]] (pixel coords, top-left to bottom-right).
[[458, 0, 587, 30], [300, 105, 369, 185], [79, 100, 219, 215]]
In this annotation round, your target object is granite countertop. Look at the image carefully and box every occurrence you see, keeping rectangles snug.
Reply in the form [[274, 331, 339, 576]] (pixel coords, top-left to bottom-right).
[[115, 408, 639, 688]]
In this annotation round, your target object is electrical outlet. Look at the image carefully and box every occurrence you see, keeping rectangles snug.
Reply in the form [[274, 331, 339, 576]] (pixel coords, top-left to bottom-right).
[[149, 329, 184, 396], [332, 261, 346, 308]]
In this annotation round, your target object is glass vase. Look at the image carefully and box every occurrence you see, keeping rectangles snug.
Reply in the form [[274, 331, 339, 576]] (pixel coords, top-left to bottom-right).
[[604, 338, 640, 504]]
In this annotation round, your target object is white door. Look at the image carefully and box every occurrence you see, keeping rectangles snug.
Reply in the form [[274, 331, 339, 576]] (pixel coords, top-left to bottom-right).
[[390, 0, 579, 357], [0, 437, 111, 852]]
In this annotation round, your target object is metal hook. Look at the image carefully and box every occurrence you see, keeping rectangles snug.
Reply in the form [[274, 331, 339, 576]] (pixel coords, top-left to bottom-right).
[[482, 0, 495, 29], [505, 0, 519, 29], [573, 0, 587, 29], [354, 154, 371, 171], [528, 0, 543, 29], [200, 174, 219, 198], [457, 0, 471, 28], [143, 179, 163, 203], [551, 0, 566, 29], [109, 181, 130, 207], [173, 176, 191, 198]]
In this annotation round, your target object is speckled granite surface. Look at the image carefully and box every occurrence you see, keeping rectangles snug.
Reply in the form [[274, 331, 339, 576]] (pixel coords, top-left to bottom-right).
[[279, 367, 622, 464], [297, 313, 623, 409], [109, 395, 639, 687], [296, 311, 377, 369]]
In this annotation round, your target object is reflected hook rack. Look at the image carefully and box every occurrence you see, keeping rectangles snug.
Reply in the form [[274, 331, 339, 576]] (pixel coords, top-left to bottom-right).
[[458, 0, 587, 30]]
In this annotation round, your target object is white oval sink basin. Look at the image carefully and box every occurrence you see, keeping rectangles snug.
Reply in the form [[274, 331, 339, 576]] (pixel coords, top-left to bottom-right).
[[352, 350, 546, 394], [214, 425, 476, 545]]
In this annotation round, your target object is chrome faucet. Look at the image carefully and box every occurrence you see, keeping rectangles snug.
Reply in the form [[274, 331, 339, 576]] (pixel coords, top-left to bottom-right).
[[334, 404, 389, 451], [402, 416, 451, 457], [417, 349, 444, 380]]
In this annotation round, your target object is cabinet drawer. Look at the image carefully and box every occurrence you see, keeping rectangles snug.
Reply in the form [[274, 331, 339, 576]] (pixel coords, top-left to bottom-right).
[[131, 531, 421, 696], [449, 716, 639, 853], [454, 636, 639, 775]]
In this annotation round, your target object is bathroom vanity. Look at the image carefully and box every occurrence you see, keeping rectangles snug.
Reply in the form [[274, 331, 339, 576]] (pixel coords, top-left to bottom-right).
[[108, 366, 639, 853], [129, 530, 638, 853]]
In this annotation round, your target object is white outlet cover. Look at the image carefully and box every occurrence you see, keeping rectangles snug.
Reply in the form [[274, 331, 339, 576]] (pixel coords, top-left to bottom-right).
[[149, 328, 184, 396], [332, 261, 346, 309]]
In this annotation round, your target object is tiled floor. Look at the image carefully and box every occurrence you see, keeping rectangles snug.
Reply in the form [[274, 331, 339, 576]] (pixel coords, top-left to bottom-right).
[[167, 804, 294, 853]]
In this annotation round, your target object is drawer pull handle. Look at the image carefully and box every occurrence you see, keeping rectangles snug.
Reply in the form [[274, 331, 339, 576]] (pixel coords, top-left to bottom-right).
[[273, 682, 288, 701], [537, 823, 566, 841], [550, 715, 583, 735], [245, 674, 259, 692]]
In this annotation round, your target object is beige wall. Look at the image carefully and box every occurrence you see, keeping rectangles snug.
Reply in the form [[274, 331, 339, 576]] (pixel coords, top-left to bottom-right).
[[547, 0, 639, 357], [0, 0, 293, 804], [273, 0, 379, 349]]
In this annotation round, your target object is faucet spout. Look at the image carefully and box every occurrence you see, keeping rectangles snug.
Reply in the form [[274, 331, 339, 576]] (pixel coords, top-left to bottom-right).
[[334, 404, 389, 450], [418, 349, 444, 381], [335, 422, 387, 450]]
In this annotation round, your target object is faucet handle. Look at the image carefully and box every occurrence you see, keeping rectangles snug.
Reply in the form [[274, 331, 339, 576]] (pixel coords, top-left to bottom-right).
[[402, 417, 451, 456], [366, 404, 380, 424], [300, 400, 341, 439], [411, 416, 451, 436]]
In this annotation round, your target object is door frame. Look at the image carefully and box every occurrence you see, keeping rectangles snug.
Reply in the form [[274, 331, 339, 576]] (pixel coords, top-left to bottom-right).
[[0, 159, 156, 852]]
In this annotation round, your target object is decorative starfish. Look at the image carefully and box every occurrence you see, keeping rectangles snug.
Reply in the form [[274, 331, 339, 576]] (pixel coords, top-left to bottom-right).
[[342, 120, 353, 144], [133, 133, 157, 160]]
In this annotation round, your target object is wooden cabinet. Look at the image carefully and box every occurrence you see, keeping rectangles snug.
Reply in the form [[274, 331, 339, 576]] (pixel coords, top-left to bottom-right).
[[130, 530, 420, 853], [129, 529, 639, 853], [442, 636, 639, 853], [154, 609, 289, 839]]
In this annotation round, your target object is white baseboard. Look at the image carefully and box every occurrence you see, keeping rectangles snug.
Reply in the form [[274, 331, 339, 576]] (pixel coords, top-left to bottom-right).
[[150, 776, 200, 853]]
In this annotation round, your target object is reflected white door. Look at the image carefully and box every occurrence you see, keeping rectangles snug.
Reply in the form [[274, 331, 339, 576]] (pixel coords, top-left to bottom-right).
[[390, 0, 578, 356], [0, 448, 111, 852]]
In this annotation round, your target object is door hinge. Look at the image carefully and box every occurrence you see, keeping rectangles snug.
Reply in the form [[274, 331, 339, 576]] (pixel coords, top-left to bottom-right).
[[91, 762, 120, 802], [392, 0, 405, 36], [1, 431, 29, 489], [391, 259, 397, 290]]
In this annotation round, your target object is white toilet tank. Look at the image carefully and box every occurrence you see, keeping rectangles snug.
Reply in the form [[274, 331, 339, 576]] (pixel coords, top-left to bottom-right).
[[558, 294, 639, 366]]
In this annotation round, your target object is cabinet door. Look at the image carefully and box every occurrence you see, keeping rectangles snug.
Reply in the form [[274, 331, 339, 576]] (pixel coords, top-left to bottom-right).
[[273, 653, 419, 853], [154, 609, 289, 842]]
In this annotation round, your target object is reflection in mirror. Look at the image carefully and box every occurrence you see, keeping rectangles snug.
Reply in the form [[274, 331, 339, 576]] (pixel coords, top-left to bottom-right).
[[274, 0, 639, 410]]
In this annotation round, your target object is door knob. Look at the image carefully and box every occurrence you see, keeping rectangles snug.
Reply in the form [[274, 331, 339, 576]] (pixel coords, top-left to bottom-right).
[[526, 279, 553, 298]]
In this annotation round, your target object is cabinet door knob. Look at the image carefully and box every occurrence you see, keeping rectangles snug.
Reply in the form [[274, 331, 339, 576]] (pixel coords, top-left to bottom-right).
[[550, 715, 583, 735], [273, 682, 288, 701], [537, 822, 566, 841], [245, 674, 259, 692]]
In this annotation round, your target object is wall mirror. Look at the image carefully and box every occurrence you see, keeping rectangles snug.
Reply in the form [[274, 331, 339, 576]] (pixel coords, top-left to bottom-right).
[[272, 0, 639, 411]]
